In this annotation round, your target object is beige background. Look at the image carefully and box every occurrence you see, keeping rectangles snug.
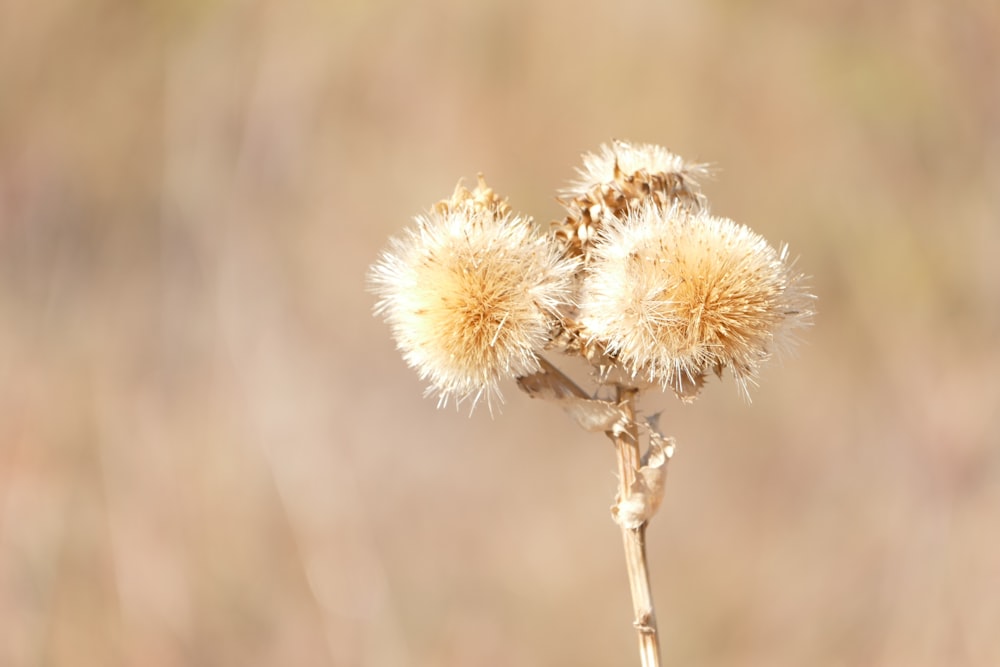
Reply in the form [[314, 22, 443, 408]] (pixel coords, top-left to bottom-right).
[[2, 0, 999, 665]]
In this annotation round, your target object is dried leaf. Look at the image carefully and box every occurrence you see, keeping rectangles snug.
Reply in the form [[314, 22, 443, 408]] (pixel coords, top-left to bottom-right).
[[517, 370, 627, 433], [564, 396, 629, 433], [643, 414, 676, 465], [516, 370, 580, 401], [613, 426, 675, 529]]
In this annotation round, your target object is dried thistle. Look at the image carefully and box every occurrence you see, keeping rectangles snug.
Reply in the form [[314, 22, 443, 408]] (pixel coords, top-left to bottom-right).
[[553, 140, 710, 259], [581, 203, 814, 400], [369, 181, 578, 411], [368, 143, 814, 667]]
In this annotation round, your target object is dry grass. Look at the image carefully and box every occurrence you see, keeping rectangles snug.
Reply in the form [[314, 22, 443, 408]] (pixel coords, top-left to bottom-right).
[[2, 0, 999, 665]]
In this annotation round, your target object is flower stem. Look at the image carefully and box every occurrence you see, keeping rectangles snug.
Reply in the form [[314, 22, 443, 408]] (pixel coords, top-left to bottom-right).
[[611, 385, 662, 667]]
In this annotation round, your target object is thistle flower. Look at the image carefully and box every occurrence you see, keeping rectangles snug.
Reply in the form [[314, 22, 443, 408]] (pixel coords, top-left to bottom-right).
[[369, 193, 578, 411], [580, 203, 813, 399], [554, 140, 710, 258]]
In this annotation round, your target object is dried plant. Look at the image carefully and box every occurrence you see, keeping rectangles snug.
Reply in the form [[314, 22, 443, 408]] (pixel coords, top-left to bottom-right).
[[369, 140, 814, 667]]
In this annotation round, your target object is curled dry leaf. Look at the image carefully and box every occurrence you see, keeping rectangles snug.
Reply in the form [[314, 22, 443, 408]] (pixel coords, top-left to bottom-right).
[[643, 414, 677, 463], [612, 427, 675, 529], [517, 370, 628, 433]]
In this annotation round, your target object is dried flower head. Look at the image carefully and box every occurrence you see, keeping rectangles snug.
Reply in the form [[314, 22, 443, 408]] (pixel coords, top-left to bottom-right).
[[433, 173, 511, 219], [580, 203, 813, 399], [554, 140, 710, 258], [370, 194, 578, 411]]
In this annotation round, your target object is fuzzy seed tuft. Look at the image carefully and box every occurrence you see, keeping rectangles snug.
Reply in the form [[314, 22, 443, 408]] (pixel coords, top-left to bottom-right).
[[580, 203, 813, 399], [370, 195, 578, 411]]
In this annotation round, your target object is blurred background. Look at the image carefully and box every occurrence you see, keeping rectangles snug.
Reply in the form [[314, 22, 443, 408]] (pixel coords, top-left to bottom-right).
[[2, 0, 998, 665]]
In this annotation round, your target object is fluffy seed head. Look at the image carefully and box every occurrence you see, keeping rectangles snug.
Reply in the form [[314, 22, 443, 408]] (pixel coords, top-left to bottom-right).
[[554, 140, 710, 259], [567, 140, 709, 202], [369, 199, 578, 411], [580, 204, 813, 399]]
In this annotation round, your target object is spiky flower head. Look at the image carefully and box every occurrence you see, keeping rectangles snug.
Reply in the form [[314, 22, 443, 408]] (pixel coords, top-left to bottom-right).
[[369, 182, 578, 411], [554, 140, 710, 258], [580, 203, 813, 399], [433, 173, 511, 219]]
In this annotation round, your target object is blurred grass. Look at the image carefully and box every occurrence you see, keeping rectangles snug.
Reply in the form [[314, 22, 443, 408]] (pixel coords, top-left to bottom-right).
[[2, 0, 999, 665]]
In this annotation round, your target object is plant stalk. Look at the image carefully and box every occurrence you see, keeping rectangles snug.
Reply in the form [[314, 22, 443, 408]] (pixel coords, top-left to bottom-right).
[[611, 385, 662, 667]]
